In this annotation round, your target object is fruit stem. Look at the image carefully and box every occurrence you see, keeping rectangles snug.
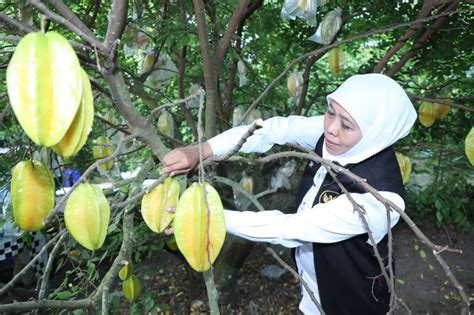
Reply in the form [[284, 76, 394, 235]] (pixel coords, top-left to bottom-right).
[[40, 15, 46, 33]]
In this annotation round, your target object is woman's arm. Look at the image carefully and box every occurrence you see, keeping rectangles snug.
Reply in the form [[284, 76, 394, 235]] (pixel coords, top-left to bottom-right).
[[224, 191, 404, 248]]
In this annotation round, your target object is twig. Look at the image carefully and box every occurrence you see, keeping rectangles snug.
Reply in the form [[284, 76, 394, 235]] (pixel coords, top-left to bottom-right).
[[266, 247, 324, 314]]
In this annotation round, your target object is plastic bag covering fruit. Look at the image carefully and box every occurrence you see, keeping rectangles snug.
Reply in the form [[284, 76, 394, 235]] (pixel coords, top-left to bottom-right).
[[328, 47, 344, 76], [244, 108, 263, 125], [119, 263, 133, 281], [308, 8, 342, 45], [92, 137, 114, 170], [174, 182, 226, 272], [64, 183, 110, 250], [6, 31, 82, 147], [287, 70, 303, 97], [157, 110, 175, 137], [433, 100, 450, 120], [52, 68, 94, 157], [418, 101, 436, 127], [232, 105, 245, 127], [141, 177, 180, 233], [466, 127, 474, 166], [281, 0, 317, 26], [11, 160, 55, 232], [395, 152, 412, 184], [123, 275, 141, 302]]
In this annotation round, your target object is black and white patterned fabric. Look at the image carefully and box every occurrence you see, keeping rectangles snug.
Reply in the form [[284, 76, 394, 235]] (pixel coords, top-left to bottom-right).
[[0, 232, 47, 279]]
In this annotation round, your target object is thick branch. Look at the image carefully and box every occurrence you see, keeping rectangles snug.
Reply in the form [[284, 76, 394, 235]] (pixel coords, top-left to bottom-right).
[[104, 0, 128, 52], [374, 0, 436, 73], [214, 0, 249, 72], [0, 12, 38, 33], [386, 0, 460, 76]]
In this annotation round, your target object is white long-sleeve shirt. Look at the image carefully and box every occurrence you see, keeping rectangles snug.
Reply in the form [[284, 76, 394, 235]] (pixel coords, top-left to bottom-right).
[[208, 116, 404, 314]]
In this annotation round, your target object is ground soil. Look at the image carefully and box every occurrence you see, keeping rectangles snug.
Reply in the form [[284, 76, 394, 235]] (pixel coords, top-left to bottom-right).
[[134, 220, 474, 314]]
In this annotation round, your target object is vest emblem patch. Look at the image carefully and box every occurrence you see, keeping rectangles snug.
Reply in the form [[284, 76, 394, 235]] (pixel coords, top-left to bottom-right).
[[319, 190, 339, 203]]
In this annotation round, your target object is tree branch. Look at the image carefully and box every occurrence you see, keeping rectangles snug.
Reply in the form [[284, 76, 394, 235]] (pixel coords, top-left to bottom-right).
[[104, 0, 128, 53]]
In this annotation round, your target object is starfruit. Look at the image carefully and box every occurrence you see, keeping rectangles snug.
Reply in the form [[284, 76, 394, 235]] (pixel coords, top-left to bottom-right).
[[328, 47, 344, 76], [123, 275, 141, 302], [466, 127, 474, 166], [418, 101, 436, 128], [395, 152, 412, 185], [433, 100, 450, 120], [64, 183, 110, 250], [52, 68, 94, 157], [174, 182, 226, 272], [287, 70, 303, 97], [141, 177, 180, 233], [119, 262, 133, 281], [157, 110, 175, 138], [92, 137, 114, 170], [6, 31, 82, 147], [11, 160, 55, 232]]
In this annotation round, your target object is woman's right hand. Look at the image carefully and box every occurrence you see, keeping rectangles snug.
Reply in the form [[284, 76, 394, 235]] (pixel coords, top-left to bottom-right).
[[160, 143, 213, 176]]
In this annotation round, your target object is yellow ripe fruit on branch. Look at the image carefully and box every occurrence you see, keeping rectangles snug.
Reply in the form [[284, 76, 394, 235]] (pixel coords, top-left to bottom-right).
[[433, 100, 450, 120], [52, 68, 94, 157], [123, 275, 141, 302], [64, 183, 110, 251], [395, 152, 412, 185], [418, 101, 436, 127], [92, 137, 114, 170], [6, 31, 82, 147], [328, 47, 344, 76], [466, 127, 474, 166], [287, 70, 303, 97], [174, 182, 226, 272], [11, 160, 55, 232], [141, 177, 180, 233]]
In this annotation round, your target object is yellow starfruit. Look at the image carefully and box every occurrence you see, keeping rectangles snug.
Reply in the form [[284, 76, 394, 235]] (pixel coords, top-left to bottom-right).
[[92, 137, 114, 170], [6, 31, 82, 146], [11, 160, 55, 232], [395, 152, 412, 185], [64, 183, 110, 250], [141, 177, 180, 233], [466, 127, 474, 166], [418, 101, 436, 128], [328, 47, 344, 76], [174, 182, 226, 272], [52, 68, 94, 157]]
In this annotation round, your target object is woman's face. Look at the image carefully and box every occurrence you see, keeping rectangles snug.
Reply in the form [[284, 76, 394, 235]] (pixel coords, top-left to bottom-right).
[[323, 100, 362, 155]]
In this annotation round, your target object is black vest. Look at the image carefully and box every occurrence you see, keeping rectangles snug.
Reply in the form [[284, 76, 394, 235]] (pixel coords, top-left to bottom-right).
[[294, 136, 404, 314]]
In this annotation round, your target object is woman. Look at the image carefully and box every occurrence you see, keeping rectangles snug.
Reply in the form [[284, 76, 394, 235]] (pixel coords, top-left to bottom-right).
[[161, 73, 417, 314]]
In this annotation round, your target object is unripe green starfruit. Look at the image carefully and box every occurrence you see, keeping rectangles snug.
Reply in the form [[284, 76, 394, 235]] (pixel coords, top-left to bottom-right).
[[11, 160, 55, 232], [141, 177, 180, 233], [418, 101, 436, 128], [123, 274, 141, 302], [174, 182, 226, 272], [395, 152, 412, 185], [157, 110, 175, 138], [92, 137, 114, 170], [52, 68, 94, 157], [6, 31, 82, 147], [119, 262, 133, 281], [466, 127, 474, 166], [328, 47, 344, 76], [64, 183, 110, 250]]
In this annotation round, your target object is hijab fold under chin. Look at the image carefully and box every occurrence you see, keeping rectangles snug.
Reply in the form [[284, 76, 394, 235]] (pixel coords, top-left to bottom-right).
[[324, 73, 417, 166]]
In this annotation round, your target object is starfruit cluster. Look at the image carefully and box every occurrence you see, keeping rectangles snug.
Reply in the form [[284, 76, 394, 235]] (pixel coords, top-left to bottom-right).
[[11, 160, 55, 232], [173, 182, 226, 272], [6, 31, 94, 156], [64, 183, 110, 251], [119, 262, 141, 302], [418, 99, 450, 128], [141, 177, 180, 233], [395, 152, 412, 185]]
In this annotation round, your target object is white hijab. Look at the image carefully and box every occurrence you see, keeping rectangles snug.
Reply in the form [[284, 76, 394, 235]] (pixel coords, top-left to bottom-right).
[[323, 73, 417, 165]]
